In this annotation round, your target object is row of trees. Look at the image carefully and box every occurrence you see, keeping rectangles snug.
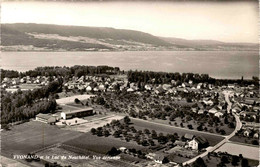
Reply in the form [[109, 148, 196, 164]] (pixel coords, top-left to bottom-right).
[[1, 65, 120, 80], [127, 70, 259, 86]]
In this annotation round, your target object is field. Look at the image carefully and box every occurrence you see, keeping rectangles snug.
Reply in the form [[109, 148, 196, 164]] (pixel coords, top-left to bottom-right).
[[130, 118, 224, 146], [201, 155, 259, 167], [215, 142, 259, 160], [1, 121, 82, 156], [147, 117, 234, 136], [63, 132, 145, 154], [0, 155, 30, 167], [56, 94, 95, 105], [19, 84, 42, 89], [230, 135, 259, 146], [36, 144, 142, 167]]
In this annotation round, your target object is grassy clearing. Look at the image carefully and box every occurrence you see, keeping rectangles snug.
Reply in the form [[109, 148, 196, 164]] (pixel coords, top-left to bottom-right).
[[230, 135, 259, 146], [63, 132, 144, 154], [0, 155, 30, 167], [215, 142, 259, 160], [56, 94, 95, 105], [1, 121, 82, 155], [202, 156, 259, 167], [19, 84, 42, 89]]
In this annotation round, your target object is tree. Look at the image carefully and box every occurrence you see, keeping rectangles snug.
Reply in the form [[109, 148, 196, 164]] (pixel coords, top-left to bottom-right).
[[144, 129, 150, 134], [74, 98, 81, 104], [106, 147, 120, 156], [241, 158, 249, 167], [124, 116, 131, 124], [104, 130, 110, 137], [113, 130, 121, 138], [231, 155, 239, 166], [252, 140, 259, 145], [188, 124, 193, 129], [151, 130, 157, 139], [193, 157, 207, 167], [221, 156, 229, 164], [96, 97, 106, 105]]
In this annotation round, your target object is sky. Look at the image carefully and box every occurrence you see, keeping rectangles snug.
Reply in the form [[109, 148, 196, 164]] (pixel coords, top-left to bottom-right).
[[1, 1, 258, 43]]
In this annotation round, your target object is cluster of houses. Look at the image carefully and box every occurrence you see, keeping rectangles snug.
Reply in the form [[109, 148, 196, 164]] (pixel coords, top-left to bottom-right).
[[145, 134, 208, 164], [127, 80, 215, 94], [242, 127, 259, 139], [1, 76, 52, 92], [117, 133, 208, 165], [174, 134, 208, 150], [64, 75, 124, 92]]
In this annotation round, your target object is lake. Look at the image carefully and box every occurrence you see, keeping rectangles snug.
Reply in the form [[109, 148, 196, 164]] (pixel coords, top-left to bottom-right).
[[1, 51, 258, 79]]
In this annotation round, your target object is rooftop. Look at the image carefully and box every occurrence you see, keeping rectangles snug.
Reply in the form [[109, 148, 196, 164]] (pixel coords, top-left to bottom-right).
[[62, 107, 93, 115]]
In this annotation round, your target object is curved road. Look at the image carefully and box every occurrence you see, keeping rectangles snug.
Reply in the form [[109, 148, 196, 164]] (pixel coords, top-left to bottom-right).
[[182, 90, 242, 166]]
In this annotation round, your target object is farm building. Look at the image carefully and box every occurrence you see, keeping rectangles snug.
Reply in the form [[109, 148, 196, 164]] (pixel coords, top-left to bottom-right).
[[60, 107, 94, 120], [35, 113, 58, 124], [188, 136, 208, 150]]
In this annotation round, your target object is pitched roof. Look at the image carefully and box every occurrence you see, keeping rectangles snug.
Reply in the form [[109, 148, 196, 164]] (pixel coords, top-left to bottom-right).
[[36, 113, 53, 120], [184, 133, 194, 140], [154, 153, 166, 161], [62, 107, 93, 115], [175, 140, 186, 147], [194, 136, 208, 145]]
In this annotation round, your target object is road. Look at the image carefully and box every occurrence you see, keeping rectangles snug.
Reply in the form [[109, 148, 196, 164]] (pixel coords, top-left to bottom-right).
[[182, 90, 242, 166]]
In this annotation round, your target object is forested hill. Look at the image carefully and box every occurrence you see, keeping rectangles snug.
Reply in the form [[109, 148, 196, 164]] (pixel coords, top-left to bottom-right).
[[1, 23, 258, 51], [1, 23, 172, 51]]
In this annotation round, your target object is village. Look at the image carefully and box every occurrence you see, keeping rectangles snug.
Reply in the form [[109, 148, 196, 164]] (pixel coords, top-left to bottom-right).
[[1, 68, 259, 167]]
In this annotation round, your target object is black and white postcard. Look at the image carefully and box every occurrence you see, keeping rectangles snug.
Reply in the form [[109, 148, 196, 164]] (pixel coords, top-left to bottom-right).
[[1, 0, 259, 167]]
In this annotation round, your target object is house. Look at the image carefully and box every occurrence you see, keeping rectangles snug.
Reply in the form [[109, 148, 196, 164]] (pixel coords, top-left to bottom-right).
[[197, 83, 203, 89], [98, 84, 105, 91], [232, 106, 241, 113], [60, 107, 94, 120], [227, 84, 235, 89], [154, 153, 168, 164], [156, 86, 165, 94], [253, 133, 259, 139], [174, 140, 186, 147], [191, 108, 197, 113], [203, 100, 214, 106], [188, 136, 208, 150], [35, 113, 57, 124], [242, 99, 255, 106], [214, 111, 224, 118], [243, 129, 252, 137], [146, 153, 156, 160], [209, 107, 219, 114], [198, 109, 204, 115], [127, 88, 134, 92], [182, 82, 189, 88], [93, 87, 99, 92], [144, 84, 152, 91], [162, 84, 171, 91], [86, 86, 92, 91], [119, 147, 127, 153], [171, 80, 176, 85]]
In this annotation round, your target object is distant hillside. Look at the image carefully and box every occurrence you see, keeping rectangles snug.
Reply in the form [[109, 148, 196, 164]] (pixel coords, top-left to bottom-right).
[[1, 23, 258, 51], [1, 23, 172, 51], [161, 37, 258, 51]]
